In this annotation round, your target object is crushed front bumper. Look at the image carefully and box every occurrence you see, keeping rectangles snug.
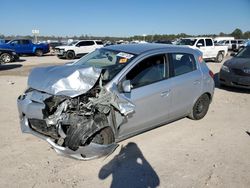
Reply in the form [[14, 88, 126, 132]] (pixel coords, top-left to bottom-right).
[[17, 97, 118, 160]]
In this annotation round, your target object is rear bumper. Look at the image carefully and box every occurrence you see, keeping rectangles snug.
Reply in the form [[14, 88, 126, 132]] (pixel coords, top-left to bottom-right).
[[219, 70, 250, 89]]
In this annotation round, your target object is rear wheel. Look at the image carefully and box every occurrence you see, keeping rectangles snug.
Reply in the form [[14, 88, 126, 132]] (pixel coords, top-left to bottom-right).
[[0, 53, 12, 64], [66, 51, 75, 59], [189, 94, 210, 120], [216, 52, 224, 63], [35, 49, 43, 56]]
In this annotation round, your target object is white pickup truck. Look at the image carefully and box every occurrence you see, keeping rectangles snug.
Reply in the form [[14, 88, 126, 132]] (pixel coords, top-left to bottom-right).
[[177, 37, 228, 63], [55, 40, 104, 59]]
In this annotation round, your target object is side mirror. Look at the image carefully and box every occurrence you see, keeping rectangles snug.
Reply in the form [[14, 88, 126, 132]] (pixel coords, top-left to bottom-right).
[[230, 53, 235, 57], [122, 80, 132, 93], [196, 43, 203, 48]]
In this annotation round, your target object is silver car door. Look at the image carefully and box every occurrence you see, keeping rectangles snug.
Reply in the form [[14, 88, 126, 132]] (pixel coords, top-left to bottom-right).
[[168, 53, 202, 119], [117, 54, 172, 138]]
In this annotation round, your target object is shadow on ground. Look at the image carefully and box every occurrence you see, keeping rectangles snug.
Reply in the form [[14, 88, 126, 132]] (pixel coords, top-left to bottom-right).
[[0, 64, 22, 71], [99, 142, 160, 188], [214, 73, 250, 94]]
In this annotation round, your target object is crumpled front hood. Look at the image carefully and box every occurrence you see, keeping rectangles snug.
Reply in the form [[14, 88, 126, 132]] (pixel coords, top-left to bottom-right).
[[28, 64, 102, 97]]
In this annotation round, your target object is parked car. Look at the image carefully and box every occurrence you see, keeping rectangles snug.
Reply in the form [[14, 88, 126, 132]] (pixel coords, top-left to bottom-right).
[[177, 37, 228, 63], [0, 39, 11, 44], [232, 39, 245, 52], [153, 40, 173, 44], [217, 39, 237, 50], [48, 41, 63, 51], [17, 44, 214, 160], [214, 36, 234, 44], [0, 39, 49, 56], [219, 46, 250, 89], [0, 48, 19, 64], [55, 40, 104, 59]]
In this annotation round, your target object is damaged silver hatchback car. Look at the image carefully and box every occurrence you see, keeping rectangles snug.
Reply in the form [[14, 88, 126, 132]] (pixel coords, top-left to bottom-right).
[[17, 44, 214, 160]]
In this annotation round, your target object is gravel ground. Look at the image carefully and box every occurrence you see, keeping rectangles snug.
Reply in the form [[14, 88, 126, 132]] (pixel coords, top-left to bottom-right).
[[0, 54, 249, 188]]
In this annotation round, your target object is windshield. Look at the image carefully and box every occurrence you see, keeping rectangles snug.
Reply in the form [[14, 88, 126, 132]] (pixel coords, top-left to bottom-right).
[[176, 39, 197, 46], [68, 41, 78, 46], [74, 48, 136, 82], [235, 47, 250, 58]]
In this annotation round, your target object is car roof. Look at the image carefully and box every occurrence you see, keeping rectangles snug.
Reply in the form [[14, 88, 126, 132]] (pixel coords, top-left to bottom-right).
[[182, 37, 213, 40], [103, 43, 201, 56]]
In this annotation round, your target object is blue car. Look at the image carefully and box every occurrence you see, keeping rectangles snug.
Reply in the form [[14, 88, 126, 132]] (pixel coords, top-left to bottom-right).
[[0, 39, 49, 56]]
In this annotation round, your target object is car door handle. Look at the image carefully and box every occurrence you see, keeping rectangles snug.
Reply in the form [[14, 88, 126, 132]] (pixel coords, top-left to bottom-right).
[[193, 80, 201, 85], [161, 89, 171, 97]]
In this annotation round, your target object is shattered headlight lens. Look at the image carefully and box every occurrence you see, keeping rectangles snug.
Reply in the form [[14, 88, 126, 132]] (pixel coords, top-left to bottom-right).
[[221, 65, 230, 73]]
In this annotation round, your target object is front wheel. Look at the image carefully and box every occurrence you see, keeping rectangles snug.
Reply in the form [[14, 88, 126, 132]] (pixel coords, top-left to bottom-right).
[[216, 52, 224, 63], [188, 94, 210, 120], [0, 53, 12, 64], [66, 51, 75, 59], [35, 49, 43, 56]]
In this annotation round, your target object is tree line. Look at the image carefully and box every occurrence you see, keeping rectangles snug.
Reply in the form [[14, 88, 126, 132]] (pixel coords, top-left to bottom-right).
[[0, 28, 249, 42]]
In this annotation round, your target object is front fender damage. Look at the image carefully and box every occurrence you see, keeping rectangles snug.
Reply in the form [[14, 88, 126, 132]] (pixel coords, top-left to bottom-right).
[[18, 66, 135, 160]]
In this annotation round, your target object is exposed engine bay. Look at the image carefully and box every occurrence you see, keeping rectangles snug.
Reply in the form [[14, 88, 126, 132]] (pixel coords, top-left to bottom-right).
[[17, 65, 135, 160]]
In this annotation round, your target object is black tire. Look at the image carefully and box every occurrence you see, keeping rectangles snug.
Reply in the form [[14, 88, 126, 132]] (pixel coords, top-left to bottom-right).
[[92, 127, 115, 145], [216, 52, 224, 63], [0, 53, 12, 64], [66, 51, 75, 59], [35, 49, 43, 56], [189, 94, 210, 120], [64, 114, 114, 151]]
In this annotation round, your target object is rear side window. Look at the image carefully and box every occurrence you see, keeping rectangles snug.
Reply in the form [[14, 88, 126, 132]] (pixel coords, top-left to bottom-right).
[[21, 40, 30, 45], [170, 53, 197, 76], [205, 39, 213, 46], [77, 41, 95, 46], [96, 41, 103, 45]]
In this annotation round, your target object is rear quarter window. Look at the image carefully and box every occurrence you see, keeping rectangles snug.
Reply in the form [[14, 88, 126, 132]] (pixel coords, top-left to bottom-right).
[[170, 53, 197, 76]]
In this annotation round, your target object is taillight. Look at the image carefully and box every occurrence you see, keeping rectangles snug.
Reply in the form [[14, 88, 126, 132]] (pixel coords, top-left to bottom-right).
[[209, 70, 214, 79]]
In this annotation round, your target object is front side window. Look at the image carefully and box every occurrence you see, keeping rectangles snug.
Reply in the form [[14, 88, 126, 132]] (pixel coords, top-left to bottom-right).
[[197, 39, 205, 47], [126, 54, 168, 89], [10, 40, 20, 45], [171, 53, 196, 76]]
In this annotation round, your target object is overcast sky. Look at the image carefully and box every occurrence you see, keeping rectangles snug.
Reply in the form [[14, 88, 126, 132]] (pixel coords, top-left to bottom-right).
[[1, 0, 250, 37]]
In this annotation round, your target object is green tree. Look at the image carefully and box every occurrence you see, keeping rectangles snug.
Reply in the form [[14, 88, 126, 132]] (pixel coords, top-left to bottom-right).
[[243, 31, 250, 39], [231, 28, 243, 39]]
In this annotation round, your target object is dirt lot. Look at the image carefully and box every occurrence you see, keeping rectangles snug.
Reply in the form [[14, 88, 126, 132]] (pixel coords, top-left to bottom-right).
[[0, 55, 249, 188]]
